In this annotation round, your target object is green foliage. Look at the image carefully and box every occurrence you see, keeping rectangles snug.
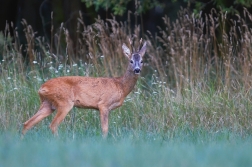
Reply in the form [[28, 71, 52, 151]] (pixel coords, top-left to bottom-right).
[[137, 0, 163, 14], [235, 0, 252, 7], [82, 0, 131, 15], [81, 0, 163, 15], [191, 0, 252, 14]]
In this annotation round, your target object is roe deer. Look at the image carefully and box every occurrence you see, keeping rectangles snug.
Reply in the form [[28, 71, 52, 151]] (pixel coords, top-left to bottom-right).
[[22, 41, 147, 137]]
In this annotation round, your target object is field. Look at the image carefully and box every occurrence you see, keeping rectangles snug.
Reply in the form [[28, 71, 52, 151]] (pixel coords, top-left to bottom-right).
[[1, 130, 252, 167], [1, 8, 252, 166]]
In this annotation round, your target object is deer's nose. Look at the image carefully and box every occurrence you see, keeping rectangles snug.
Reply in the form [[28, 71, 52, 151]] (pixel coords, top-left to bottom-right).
[[134, 68, 141, 74]]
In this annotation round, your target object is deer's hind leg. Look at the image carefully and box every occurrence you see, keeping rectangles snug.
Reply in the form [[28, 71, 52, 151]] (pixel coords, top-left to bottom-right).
[[49, 102, 74, 135], [22, 100, 54, 135]]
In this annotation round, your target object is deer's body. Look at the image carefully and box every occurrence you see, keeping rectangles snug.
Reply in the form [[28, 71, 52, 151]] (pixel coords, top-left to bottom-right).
[[22, 42, 146, 137], [40, 76, 128, 110]]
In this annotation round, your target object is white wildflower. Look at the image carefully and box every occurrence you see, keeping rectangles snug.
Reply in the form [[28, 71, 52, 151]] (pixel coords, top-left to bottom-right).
[[58, 64, 63, 69]]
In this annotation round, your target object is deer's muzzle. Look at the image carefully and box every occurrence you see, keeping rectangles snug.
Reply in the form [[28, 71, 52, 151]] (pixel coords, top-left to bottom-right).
[[134, 68, 141, 74]]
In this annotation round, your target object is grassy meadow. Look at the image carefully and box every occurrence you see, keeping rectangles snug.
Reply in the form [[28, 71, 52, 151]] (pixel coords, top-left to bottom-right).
[[1, 8, 252, 166]]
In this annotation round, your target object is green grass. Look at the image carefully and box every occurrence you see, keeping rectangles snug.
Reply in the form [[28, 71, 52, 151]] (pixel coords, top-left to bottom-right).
[[1, 130, 252, 167], [0, 64, 252, 167], [0, 60, 252, 167], [0, 67, 252, 167]]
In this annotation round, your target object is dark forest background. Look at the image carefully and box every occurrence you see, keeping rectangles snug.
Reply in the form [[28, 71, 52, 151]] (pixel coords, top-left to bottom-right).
[[1, 0, 252, 55]]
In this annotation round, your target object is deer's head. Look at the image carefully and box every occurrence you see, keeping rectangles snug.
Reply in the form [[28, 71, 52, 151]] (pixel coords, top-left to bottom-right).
[[122, 42, 147, 74]]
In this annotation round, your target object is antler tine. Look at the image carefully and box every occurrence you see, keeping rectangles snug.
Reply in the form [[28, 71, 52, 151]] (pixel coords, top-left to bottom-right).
[[138, 38, 143, 51], [128, 36, 143, 53], [129, 37, 135, 53]]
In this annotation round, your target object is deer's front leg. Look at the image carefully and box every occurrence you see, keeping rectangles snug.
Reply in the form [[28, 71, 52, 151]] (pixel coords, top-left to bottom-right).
[[99, 107, 110, 138]]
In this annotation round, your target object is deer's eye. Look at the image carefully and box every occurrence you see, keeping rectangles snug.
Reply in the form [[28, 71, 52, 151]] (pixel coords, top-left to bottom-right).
[[130, 60, 133, 64], [140, 61, 143, 63]]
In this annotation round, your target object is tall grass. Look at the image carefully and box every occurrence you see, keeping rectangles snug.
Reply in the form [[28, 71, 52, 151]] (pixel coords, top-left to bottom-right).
[[1, 7, 252, 135]]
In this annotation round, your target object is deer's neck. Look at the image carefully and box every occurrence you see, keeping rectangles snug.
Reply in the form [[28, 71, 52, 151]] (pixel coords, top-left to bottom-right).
[[120, 67, 139, 97]]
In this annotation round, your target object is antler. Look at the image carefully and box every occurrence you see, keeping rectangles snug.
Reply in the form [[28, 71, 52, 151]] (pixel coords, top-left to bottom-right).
[[138, 38, 143, 52], [128, 37, 144, 53]]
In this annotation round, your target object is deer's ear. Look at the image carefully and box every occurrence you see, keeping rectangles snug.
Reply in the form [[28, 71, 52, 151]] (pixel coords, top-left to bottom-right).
[[139, 42, 147, 57], [122, 43, 131, 59]]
